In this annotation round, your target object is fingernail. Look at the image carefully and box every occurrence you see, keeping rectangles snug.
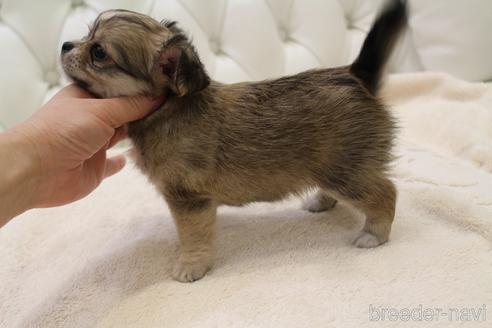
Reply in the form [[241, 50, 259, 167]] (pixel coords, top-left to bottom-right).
[[151, 95, 164, 102], [150, 96, 165, 110]]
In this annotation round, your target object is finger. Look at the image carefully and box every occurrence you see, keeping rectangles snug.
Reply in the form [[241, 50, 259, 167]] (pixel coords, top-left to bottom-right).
[[124, 147, 137, 161], [104, 155, 126, 178], [54, 84, 93, 100], [81, 148, 107, 192], [94, 95, 165, 128], [107, 125, 128, 149]]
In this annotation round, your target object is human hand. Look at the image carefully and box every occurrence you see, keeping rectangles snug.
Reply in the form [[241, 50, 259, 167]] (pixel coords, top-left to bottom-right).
[[2, 85, 164, 214]]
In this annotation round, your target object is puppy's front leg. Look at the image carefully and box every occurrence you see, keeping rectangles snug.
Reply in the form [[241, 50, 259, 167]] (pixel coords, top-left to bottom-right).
[[165, 187, 216, 282]]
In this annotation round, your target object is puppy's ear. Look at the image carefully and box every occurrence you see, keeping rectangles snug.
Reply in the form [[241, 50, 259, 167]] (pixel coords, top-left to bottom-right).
[[156, 34, 210, 96]]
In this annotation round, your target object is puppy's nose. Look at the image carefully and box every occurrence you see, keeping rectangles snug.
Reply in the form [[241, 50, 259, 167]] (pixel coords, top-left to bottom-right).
[[61, 42, 75, 54]]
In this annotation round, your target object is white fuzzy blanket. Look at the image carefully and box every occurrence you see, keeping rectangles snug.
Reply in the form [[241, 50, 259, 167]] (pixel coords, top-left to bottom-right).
[[1, 73, 491, 328]]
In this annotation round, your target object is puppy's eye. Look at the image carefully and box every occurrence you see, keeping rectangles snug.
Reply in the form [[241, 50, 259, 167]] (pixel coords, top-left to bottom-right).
[[91, 44, 107, 60]]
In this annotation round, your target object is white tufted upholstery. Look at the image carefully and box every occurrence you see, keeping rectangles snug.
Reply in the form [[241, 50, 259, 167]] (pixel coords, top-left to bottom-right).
[[0, 0, 491, 131]]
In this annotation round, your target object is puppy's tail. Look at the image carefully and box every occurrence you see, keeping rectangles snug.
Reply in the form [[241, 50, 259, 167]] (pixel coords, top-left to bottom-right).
[[350, 0, 407, 94]]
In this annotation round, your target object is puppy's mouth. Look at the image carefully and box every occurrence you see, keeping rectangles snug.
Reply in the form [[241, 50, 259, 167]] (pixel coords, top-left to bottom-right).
[[71, 76, 90, 89], [67, 74, 104, 98]]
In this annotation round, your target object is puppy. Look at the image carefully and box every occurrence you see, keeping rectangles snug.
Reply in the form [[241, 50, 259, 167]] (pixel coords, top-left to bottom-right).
[[62, 0, 407, 282]]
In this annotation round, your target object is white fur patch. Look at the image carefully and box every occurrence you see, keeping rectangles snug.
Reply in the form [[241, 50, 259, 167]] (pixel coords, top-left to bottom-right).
[[353, 232, 381, 248], [95, 74, 149, 98]]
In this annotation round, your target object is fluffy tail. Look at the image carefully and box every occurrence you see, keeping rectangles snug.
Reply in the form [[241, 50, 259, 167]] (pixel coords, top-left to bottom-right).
[[350, 0, 407, 94]]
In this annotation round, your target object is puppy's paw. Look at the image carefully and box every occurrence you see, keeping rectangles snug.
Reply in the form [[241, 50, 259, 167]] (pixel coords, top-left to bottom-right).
[[172, 256, 213, 283], [353, 232, 384, 248], [303, 193, 337, 213]]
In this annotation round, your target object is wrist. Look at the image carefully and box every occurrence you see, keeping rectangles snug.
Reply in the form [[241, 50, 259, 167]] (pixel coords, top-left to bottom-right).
[[0, 128, 42, 225]]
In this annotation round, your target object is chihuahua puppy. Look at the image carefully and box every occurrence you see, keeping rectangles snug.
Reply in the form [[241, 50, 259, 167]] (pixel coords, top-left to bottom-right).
[[62, 0, 407, 282]]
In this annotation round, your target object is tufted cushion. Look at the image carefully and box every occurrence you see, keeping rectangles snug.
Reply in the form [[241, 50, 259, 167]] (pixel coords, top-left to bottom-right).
[[0, 0, 490, 130], [409, 0, 492, 82]]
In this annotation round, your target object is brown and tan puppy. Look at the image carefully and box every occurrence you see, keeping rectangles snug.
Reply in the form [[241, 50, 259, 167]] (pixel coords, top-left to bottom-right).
[[61, 0, 407, 282]]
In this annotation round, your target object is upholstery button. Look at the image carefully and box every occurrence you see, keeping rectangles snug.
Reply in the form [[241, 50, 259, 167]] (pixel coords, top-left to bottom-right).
[[278, 27, 289, 41], [344, 13, 353, 29], [209, 39, 221, 54], [72, 0, 85, 8], [45, 70, 61, 88]]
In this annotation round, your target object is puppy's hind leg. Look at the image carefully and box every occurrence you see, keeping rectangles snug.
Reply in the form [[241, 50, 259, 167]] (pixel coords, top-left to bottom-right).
[[303, 189, 338, 213], [351, 177, 396, 248], [323, 175, 396, 248], [165, 187, 217, 282]]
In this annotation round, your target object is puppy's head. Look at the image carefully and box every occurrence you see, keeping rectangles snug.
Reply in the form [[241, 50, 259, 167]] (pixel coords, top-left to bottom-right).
[[61, 10, 210, 98]]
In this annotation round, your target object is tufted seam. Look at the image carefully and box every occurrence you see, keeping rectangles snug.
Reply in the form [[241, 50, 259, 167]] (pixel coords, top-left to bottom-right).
[[204, 0, 230, 55], [264, 0, 295, 41], [216, 0, 228, 46], [149, 0, 157, 15], [341, 0, 354, 29], [217, 0, 258, 79], [288, 36, 324, 68], [264, 0, 275, 24], [176, 0, 208, 38], [0, 20, 43, 77], [263, 0, 286, 75], [399, 25, 424, 71], [218, 50, 255, 80], [282, 0, 296, 74], [84, 1, 102, 14], [286, 0, 295, 29], [47, 7, 82, 85], [348, 25, 365, 34]]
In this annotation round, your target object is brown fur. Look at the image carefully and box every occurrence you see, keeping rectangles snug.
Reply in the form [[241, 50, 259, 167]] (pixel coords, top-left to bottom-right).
[[61, 1, 407, 282]]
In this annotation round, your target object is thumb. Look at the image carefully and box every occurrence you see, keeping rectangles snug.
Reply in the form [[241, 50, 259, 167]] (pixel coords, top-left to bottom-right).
[[104, 155, 126, 178], [94, 95, 165, 128]]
